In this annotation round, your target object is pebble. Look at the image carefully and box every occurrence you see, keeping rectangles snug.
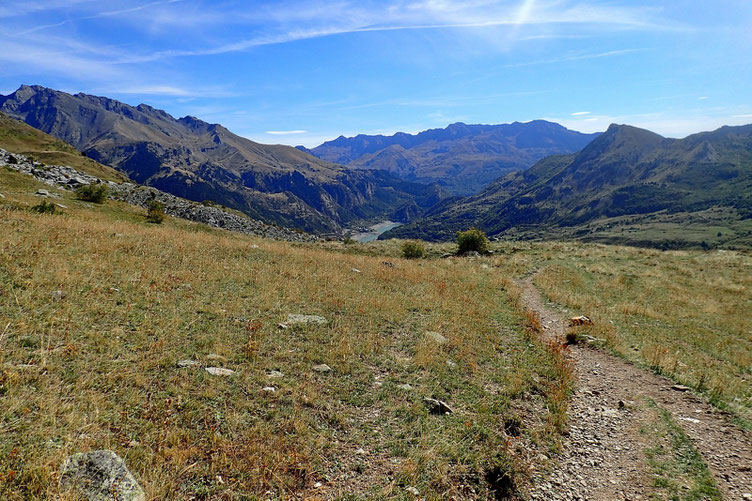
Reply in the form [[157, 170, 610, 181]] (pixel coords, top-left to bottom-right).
[[286, 314, 327, 326], [176, 359, 200, 368], [205, 367, 235, 376], [313, 364, 332, 373], [267, 370, 285, 378], [406, 486, 420, 496], [351, 268, 361, 273], [262, 386, 276, 393], [397, 383, 413, 391]]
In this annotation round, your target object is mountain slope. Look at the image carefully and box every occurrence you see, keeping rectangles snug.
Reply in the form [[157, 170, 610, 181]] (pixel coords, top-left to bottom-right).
[[386, 123, 752, 245], [309, 121, 600, 194], [0, 112, 126, 182], [0, 85, 444, 233]]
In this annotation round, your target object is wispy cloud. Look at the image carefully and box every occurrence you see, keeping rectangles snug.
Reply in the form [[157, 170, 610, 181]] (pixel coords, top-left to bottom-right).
[[571, 111, 591, 116], [265, 130, 308, 135]]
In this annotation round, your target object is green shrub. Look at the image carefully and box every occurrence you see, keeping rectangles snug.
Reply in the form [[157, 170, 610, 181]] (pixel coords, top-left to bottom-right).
[[75, 183, 109, 203], [457, 228, 490, 255], [343, 236, 355, 245], [401, 240, 426, 259], [30, 200, 57, 214], [146, 200, 165, 224]]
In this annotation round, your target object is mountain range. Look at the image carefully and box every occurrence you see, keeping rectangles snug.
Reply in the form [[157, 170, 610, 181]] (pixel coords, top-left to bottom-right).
[[385, 123, 752, 246], [305, 121, 599, 195], [0, 85, 444, 234]]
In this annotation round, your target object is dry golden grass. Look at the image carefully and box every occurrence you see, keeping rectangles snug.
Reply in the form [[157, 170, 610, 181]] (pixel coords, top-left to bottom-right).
[[0, 170, 569, 499], [526, 243, 752, 426]]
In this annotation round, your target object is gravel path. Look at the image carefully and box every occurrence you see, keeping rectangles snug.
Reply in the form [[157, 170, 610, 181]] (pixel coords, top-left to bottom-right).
[[518, 276, 752, 500]]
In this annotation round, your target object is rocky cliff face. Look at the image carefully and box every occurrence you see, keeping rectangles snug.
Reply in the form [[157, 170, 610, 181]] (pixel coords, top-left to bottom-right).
[[0, 85, 446, 234]]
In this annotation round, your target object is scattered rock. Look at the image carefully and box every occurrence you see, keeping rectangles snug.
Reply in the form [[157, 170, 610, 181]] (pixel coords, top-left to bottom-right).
[[351, 268, 361, 273], [425, 331, 448, 344], [55, 202, 68, 209], [51, 290, 63, 300], [440, 253, 453, 259], [286, 314, 327, 326], [205, 367, 235, 376], [36, 188, 50, 197], [59, 449, 145, 501], [423, 397, 453, 415], [406, 486, 420, 496], [312, 364, 332, 373], [671, 384, 691, 392], [262, 386, 276, 393], [176, 359, 200, 368], [679, 416, 701, 424], [314, 481, 323, 488], [267, 370, 285, 378], [446, 359, 457, 368], [0, 192, 6, 199], [355, 448, 367, 455], [568, 315, 594, 326], [397, 383, 413, 391]]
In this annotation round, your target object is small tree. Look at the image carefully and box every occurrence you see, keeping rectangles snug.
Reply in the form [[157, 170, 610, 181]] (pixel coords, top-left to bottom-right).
[[457, 228, 490, 255], [75, 183, 109, 203], [401, 240, 426, 259], [146, 200, 165, 224]]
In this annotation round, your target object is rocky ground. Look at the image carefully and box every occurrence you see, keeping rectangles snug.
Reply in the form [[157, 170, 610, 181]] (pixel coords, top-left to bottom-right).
[[0, 148, 319, 243], [519, 276, 752, 500]]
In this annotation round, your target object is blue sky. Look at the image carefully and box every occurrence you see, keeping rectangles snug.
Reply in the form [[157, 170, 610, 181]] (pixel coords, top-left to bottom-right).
[[1, 0, 750, 147]]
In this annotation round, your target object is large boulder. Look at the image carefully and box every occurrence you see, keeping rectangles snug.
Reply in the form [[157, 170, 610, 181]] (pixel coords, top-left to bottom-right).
[[59, 450, 145, 501]]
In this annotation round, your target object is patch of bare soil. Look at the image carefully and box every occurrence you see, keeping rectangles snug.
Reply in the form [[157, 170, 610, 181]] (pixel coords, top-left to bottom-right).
[[517, 276, 752, 500]]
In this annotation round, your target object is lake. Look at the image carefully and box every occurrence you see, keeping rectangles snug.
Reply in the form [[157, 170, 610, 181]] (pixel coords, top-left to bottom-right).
[[350, 221, 402, 243]]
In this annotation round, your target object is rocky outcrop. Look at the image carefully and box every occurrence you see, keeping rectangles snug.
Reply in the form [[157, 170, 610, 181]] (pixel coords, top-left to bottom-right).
[[0, 148, 319, 242]]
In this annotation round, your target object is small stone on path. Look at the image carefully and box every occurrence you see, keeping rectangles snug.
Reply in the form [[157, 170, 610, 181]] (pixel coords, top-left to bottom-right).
[[671, 384, 691, 392]]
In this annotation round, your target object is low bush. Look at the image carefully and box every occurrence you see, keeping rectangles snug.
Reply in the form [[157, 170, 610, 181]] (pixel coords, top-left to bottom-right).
[[457, 227, 490, 255], [146, 200, 165, 224], [30, 200, 57, 214], [75, 183, 109, 203], [401, 240, 426, 259]]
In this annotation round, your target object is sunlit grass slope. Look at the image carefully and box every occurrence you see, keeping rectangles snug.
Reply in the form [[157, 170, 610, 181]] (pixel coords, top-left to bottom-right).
[[519, 243, 752, 427], [0, 170, 568, 499]]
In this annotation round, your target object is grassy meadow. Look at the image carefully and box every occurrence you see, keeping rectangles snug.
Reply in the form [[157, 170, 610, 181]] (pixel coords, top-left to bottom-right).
[[0, 169, 569, 499], [522, 243, 752, 427]]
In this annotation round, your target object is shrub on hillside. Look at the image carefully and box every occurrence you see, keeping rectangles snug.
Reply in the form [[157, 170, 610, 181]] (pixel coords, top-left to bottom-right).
[[457, 228, 490, 255], [401, 240, 426, 259], [146, 200, 165, 224], [31, 200, 57, 214], [75, 183, 109, 203]]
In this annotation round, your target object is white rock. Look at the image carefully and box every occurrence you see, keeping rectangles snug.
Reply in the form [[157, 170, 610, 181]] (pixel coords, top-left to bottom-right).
[[351, 268, 361, 273], [406, 486, 420, 496], [205, 367, 235, 376], [397, 383, 413, 391], [425, 331, 447, 344], [267, 370, 285, 378], [286, 314, 327, 326], [312, 364, 332, 373], [177, 359, 200, 368], [262, 386, 276, 393]]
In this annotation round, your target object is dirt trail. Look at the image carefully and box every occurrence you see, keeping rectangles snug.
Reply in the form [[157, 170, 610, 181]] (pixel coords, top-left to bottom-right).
[[517, 276, 752, 500]]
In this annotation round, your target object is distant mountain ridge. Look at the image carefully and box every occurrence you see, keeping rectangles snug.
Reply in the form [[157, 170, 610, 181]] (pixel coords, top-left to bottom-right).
[[385, 123, 752, 245], [0, 85, 445, 233], [308, 120, 600, 195]]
